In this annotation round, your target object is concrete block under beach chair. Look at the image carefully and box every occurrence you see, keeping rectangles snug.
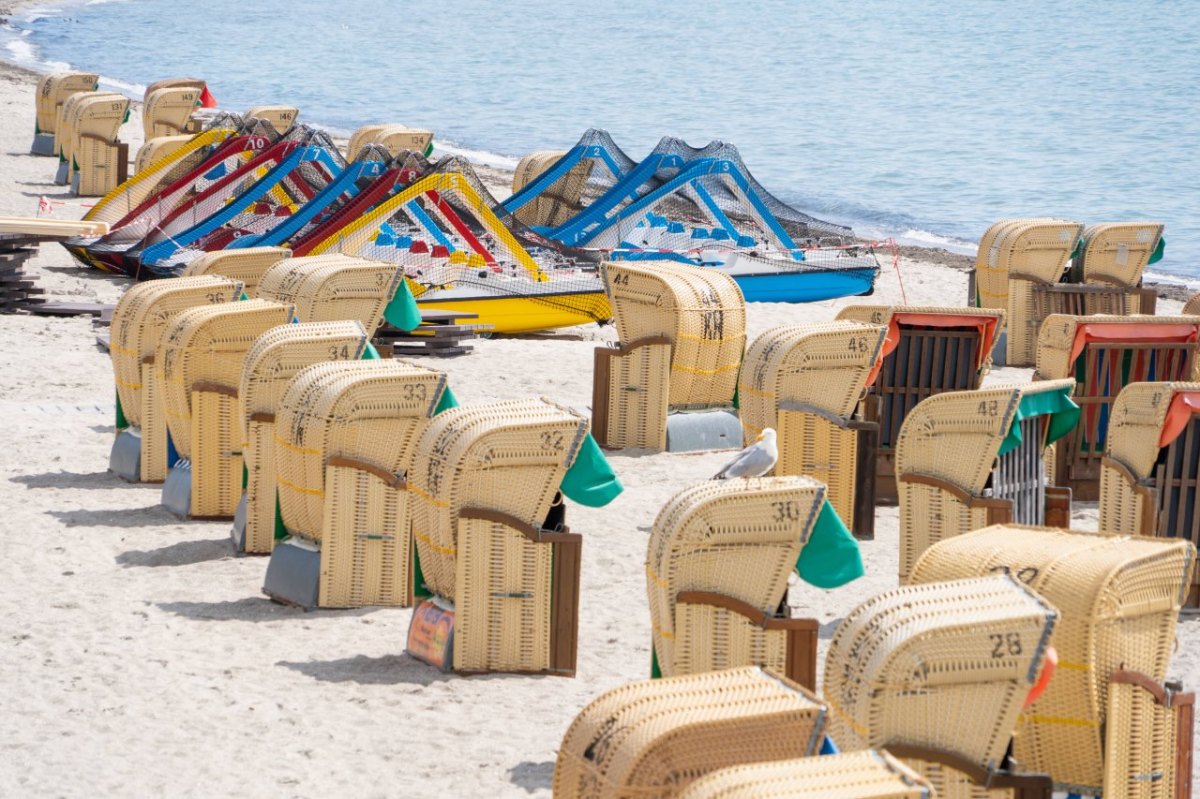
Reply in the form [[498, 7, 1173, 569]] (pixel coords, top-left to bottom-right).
[[911, 525, 1197, 798], [1035, 314, 1200, 500], [157, 299, 295, 519], [32, 71, 98, 155], [405, 397, 622, 675], [255, 254, 407, 334], [823, 574, 1059, 799], [246, 105, 299, 135], [1099, 381, 1200, 607], [646, 476, 863, 690], [834, 304, 1004, 503], [107, 276, 245, 483], [263, 360, 451, 608], [592, 261, 745, 452], [231, 321, 370, 556], [737, 321, 887, 538], [676, 751, 934, 799], [553, 666, 828, 799], [894, 379, 1079, 582], [180, 246, 291, 299]]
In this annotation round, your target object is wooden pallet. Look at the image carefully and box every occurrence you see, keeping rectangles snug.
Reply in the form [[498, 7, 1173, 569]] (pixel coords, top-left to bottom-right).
[[373, 310, 492, 358]]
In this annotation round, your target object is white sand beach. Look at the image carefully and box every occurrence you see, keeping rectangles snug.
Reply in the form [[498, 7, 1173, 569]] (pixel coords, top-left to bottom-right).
[[0, 36, 1195, 797]]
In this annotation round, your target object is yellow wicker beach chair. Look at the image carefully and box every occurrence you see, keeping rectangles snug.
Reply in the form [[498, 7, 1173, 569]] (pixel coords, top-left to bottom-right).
[[246, 105, 299, 134], [972, 218, 1080, 311], [676, 751, 933, 799], [646, 477, 828, 688], [133, 135, 192, 175], [553, 666, 828, 799], [511, 149, 595, 229], [267, 360, 447, 607], [142, 77, 206, 101], [32, 71, 97, 155], [65, 93, 131, 196], [910, 525, 1197, 797], [108, 276, 244, 483], [142, 86, 203, 140], [1036, 314, 1200, 500], [255, 254, 401, 334], [1078, 222, 1164, 292], [823, 574, 1058, 799], [55, 91, 123, 184], [407, 398, 589, 673], [895, 379, 1079, 582], [180, 246, 290, 298], [835, 305, 1005, 503], [157, 299, 295, 518], [369, 123, 436, 158], [233, 321, 369, 555], [593, 261, 745, 451], [345, 124, 391, 161], [1098, 381, 1200, 607], [738, 321, 886, 537]]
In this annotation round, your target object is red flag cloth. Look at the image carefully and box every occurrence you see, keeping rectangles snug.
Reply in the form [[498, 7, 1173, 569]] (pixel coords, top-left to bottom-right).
[[198, 85, 218, 108]]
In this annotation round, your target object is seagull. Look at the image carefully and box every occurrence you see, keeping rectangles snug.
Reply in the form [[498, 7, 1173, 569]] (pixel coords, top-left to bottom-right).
[[712, 428, 778, 479]]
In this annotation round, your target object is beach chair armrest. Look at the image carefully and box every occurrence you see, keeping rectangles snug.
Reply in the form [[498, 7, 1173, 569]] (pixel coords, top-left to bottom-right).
[[191, 380, 238, 398], [898, 471, 1013, 524], [882, 742, 1053, 799], [326, 455, 404, 489]]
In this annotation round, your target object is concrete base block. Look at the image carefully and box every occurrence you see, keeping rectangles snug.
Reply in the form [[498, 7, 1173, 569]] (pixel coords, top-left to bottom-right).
[[230, 493, 248, 553], [161, 462, 191, 519], [30, 133, 55, 156], [262, 539, 321, 609], [666, 410, 743, 453], [108, 429, 142, 483]]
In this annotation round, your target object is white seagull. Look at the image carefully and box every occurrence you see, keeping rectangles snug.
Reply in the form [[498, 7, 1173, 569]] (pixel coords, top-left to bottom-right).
[[712, 428, 778, 479]]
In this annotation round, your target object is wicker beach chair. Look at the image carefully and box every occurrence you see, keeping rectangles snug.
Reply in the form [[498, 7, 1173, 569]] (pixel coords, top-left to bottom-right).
[[246, 105, 299, 134], [133, 135, 192, 175], [646, 477, 829, 688], [108, 276, 244, 483], [972, 218, 1080, 310], [58, 92, 131, 196], [269, 360, 447, 607], [255, 254, 402, 334], [32, 71, 97, 155], [1077, 222, 1164, 295], [910, 525, 1197, 797], [511, 149, 595, 229], [180, 246, 290, 298], [593, 261, 745, 451], [1098, 381, 1200, 607], [835, 304, 1005, 502], [407, 398, 599, 674], [895, 379, 1079, 581], [738, 321, 887, 537], [142, 77, 206, 100], [676, 751, 933, 799], [553, 666, 828, 799], [142, 86, 203, 140], [366, 125, 434, 159], [157, 299, 295, 518], [1036, 314, 1200, 500], [234, 321, 369, 555], [823, 574, 1058, 799], [345, 125, 391, 161]]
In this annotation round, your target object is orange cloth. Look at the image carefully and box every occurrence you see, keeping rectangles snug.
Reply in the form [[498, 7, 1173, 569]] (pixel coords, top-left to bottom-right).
[[1068, 323, 1199, 366], [1159, 391, 1200, 448], [869, 312, 1001, 385]]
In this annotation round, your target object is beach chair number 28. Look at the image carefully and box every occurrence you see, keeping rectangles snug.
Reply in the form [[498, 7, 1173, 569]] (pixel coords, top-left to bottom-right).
[[989, 632, 1023, 658]]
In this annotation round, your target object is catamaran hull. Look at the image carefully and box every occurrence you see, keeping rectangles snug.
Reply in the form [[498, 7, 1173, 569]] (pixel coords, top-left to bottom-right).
[[415, 291, 612, 335], [730, 267, 877, 303]]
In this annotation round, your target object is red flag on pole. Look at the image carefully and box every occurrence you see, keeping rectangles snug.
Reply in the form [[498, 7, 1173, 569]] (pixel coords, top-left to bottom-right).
[[198, 85, 218, 108]]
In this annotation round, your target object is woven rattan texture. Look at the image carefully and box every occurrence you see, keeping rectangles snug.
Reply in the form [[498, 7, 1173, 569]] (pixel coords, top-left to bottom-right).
[[181, 246, 291, 298], [675, 751, 933, 799]]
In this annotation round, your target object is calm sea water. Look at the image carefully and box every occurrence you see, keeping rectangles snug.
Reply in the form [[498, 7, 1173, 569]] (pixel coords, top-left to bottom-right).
[[4, 0, 1198, 279]]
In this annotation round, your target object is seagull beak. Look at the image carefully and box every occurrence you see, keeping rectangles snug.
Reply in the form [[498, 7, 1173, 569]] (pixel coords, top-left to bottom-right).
[[755, 432, 764, 442]]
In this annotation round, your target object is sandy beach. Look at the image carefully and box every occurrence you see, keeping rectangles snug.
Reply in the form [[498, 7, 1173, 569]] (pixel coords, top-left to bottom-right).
[[0, 34, 1195, 797]]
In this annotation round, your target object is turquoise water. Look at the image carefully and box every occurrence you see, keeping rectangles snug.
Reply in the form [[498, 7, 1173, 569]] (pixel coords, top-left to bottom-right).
[[4, 0, 1198, 279]]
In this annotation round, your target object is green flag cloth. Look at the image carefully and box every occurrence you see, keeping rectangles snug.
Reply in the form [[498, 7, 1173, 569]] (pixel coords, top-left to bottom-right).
[[1149, 236, 1166, 265], [115, 391, 128, 431], [434, 386, 459, 415], [560, 434, 623, 507], [362, 342, 380, 360], [796, 500, 864, 589], [383, 282, 421, 331], [997, 385, 1080, 456]]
